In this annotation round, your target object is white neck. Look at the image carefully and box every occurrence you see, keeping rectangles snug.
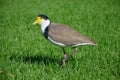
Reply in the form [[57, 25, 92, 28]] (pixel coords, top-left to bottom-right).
[[40, 19, 50, 33]]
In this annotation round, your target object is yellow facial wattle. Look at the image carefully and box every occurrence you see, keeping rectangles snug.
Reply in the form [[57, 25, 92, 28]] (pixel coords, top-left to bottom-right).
[[33, 17, 42, 25]]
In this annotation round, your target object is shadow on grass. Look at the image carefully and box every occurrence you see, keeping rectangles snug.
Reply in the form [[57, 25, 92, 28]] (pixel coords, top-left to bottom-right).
[[10, 54, 61, 66]]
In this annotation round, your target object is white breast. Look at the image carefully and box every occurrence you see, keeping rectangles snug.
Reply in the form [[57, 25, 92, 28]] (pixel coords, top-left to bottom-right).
[[40, 19, 50, 33]]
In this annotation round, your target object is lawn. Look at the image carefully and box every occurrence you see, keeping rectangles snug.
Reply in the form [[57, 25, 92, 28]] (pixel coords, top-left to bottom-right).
[[0, 0, 120, 80]]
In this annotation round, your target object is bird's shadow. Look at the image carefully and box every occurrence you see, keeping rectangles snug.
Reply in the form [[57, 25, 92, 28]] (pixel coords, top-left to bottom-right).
[[10, 53, 61, 66]]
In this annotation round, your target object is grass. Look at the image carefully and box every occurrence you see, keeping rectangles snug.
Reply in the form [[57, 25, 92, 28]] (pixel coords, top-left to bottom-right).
[[0, 0, 120, 80]]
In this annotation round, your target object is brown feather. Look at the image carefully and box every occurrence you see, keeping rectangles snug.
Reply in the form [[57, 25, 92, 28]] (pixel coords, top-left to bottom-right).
[[48, 22, 96, 46]]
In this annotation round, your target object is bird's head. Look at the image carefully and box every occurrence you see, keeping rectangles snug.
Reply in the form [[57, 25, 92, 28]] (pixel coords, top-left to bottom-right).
[[33, 14, 50, 26]]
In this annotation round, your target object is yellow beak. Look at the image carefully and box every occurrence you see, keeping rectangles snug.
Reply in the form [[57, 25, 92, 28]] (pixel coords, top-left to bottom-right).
[[33, 17, 41, 25]]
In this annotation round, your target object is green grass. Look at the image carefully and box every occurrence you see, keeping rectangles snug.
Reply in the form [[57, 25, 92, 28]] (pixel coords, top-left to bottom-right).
[[0, 0, 120, 80]]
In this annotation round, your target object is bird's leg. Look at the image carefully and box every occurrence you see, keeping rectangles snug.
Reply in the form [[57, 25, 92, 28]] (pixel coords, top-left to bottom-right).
[[62, 47, 78, 67], [62, 48, 67, 67], [67, 47, 78, 59]]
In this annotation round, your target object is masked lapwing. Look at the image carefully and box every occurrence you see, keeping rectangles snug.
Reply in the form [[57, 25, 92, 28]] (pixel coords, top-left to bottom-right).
[[33, 14, 96, 66]]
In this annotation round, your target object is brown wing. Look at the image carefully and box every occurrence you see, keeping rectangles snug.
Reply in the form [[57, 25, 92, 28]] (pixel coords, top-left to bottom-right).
[[48, 22, 96, 45]]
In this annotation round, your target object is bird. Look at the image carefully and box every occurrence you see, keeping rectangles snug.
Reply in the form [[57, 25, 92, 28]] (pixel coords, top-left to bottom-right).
[[33, 14, 96, 66]]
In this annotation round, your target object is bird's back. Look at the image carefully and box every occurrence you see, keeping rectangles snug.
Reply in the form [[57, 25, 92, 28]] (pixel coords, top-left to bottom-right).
[[48, 22, 96, 46]]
